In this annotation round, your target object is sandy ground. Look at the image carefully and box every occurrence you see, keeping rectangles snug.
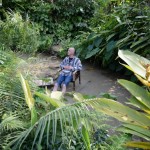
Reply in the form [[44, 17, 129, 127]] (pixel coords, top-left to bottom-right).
[[59, 62, 130, 104]]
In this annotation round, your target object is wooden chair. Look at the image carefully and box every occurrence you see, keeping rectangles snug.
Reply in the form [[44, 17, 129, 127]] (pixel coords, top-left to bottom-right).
[[58, 69, 81, 91]]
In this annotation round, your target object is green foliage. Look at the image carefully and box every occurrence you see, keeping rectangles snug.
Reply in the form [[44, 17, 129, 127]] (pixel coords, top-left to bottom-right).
[[72, 1, 150, 72], [88, 50, 150, 149], [1, 0, 95, 47], [0, 12, 40, 53]]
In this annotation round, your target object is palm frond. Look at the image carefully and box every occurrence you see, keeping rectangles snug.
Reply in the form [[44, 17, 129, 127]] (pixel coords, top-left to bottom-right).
[[8, 98, 108, 150]]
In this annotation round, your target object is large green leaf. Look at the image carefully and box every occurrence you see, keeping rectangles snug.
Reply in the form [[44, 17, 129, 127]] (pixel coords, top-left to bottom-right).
[[106, 40, 116, 52], [118, 124, 150, 140], [85, 47, 100, 59], [19, 73, 34, 110], [118, 79, 150, 110], [117, 126, 150, 141], [125, 141, 150, 149], [87, 44, 94, 51], [86, 98, 150, 128], [35, 92, 65, 108], [93, 37, 102, 47], [81, 124, 91, 150], [127, 96, 150, 114], [118, 50, 150, 78], [19, 73, 37, 126]]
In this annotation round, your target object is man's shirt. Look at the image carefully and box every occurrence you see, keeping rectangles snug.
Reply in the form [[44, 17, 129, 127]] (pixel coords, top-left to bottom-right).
[[60, 56, 82, 76]]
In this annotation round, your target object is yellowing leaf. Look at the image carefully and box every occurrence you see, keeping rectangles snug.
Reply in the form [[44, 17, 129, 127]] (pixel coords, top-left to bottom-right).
[[19, 73, 34, 110]]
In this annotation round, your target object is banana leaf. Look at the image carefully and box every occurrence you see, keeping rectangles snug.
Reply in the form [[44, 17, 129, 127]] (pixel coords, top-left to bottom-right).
[[118, 50, 150, 79], [117, 124, 150, 140], [118, 79, 150, 110], [19, 73, 37, 126], [125, 141, 150, 149]]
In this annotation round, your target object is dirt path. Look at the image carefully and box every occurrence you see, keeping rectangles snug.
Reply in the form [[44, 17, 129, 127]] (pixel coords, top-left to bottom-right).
[[66, 62, 130, 103]]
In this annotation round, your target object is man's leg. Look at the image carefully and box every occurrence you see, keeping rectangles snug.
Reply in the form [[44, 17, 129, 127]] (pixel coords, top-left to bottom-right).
[[62, 75, 73, 93], [53, 74, 65, 91]]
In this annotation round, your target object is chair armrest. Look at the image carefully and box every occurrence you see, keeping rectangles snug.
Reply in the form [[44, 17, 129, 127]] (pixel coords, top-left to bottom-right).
[[73, 70, 80, 81]]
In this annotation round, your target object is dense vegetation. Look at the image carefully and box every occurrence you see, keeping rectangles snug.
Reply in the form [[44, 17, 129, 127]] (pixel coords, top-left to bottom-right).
[[0, 0, 150, 149], [1, 0, 149, 67], [67, 0, 150, 72]]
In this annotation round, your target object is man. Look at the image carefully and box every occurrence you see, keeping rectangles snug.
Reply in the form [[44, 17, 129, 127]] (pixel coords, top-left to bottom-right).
[[53, 47, 82, 93]]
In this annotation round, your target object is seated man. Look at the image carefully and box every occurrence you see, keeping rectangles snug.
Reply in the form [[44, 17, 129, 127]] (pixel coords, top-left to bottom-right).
[[53, 47, 82, 93]]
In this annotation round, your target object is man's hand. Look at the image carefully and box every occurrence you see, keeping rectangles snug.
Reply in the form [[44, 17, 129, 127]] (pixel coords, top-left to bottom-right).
[[63, 66, 73, 70]]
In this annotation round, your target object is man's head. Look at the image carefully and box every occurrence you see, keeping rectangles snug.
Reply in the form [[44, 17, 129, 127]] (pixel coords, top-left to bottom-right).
[[68, 47, 75, 57]]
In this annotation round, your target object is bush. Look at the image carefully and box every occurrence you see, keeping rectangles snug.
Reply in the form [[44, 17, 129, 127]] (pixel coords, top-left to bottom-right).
[[0, 12, 40, 53], [1, 0, 95, 46], [63, 1, 150, 73]]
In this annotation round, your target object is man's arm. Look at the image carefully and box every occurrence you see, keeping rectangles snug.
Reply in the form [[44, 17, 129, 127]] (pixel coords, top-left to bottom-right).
[[72, 59, 82, 71], [60, 57, 67, 69]]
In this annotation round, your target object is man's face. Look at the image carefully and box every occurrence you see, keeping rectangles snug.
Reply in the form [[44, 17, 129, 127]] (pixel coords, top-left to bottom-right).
[[68, 48, 74, 56]]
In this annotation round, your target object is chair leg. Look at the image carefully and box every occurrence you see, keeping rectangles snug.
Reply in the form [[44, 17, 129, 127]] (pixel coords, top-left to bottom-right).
[[73, 82, 75, 91], [79, 75, 81, 84]]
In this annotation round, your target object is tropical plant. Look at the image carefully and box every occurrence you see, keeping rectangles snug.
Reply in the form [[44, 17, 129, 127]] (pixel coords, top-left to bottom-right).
[[71, 0, 150, 72], [5, 84, 109, 150], [0, 51, 117, 150], [81, 50, 150, 149]]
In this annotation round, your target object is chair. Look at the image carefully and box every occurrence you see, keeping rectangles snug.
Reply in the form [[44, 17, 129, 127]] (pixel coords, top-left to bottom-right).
[[58, 69, 81, 91], [72, 70, 81, 91]]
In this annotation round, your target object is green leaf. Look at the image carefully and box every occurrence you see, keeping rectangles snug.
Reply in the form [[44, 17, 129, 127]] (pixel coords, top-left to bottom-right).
[[73, 93, 85, 101], [87, 32, 96, 40], [125, 141, 150, 149], [117, 126, 150, 140], [116, 35, 131, 47], [118, 79, 150, 110], [106, 33, 116, 42], [19, 73, 37, 125], [87, 44, 94, 51], [35, 92, 65, 108], [19, 73, 34, 110], [85, 47, 99, 59], [118, 50, 150, 78], [106, 40, 116, 52], [135, 16, 148, 19], [93, 37, 102, 47], [127, 96, 150, 113], [130, 37, 149, 49], [122, 124, 150, 139], [81, 124, 91, 150], [88, 98, 150, 128], [31, 107, 38, 126]]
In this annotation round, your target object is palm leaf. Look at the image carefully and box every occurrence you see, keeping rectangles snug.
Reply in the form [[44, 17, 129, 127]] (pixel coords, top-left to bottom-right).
[[0, 114, 25, 132], [8, 98, 108, 149], [81, 124, 91, 150]]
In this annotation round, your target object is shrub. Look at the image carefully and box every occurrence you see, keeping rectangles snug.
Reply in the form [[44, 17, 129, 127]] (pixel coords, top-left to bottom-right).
[[0, 12, 40, 53]]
